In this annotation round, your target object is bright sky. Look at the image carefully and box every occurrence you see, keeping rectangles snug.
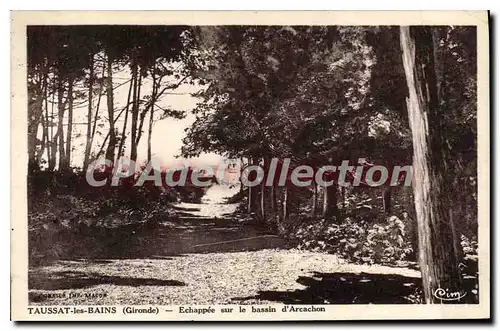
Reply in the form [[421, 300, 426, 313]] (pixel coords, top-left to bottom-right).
[[56, 66, 224, 170]]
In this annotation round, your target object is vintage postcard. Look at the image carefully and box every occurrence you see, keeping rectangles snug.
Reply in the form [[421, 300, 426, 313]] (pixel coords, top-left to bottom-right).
[[11, 11, 490, 321]]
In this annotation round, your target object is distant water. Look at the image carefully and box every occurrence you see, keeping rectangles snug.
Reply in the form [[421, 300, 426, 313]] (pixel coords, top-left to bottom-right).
[[175, 183, 240, 218], [202, 183, 241, 204]]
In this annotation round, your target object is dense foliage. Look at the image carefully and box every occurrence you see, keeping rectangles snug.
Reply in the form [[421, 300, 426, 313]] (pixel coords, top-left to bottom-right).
[[27, 25, 478, 302]]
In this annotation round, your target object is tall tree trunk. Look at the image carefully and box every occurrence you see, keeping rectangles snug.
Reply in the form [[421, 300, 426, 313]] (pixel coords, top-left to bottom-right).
[[246, 157, 257, 213], [311, 179, 318, 217], [383, 186, 392, 216], [83, 54, 94, 170], [282, 186, 289, 221], [240, 157, 245, 194], [269, 183, 277, 225], [48, 90, 57, 171], [88, 60, 106, 162], [65, 77, 74, 170], [41, 75, 49, 166], [259, 158, 267, 221], [130, 63, 140, 162], [247, 186, 254, 213], [28, 68, 48, 172], [341, 186, 346, 210], [57, 77, 66, 171], [260, 183, 266, 221], [105, 53, 117, 165], [322, 185, 338, 218], [146, 110, 154, 162], [147, 72, 157, 162], [117, 76, 134, 159], [400, 26, 462, 303]]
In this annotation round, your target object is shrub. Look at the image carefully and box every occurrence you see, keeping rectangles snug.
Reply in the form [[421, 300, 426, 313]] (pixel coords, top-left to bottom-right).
[[460, 234, 478, 256], [290, 215, 414, 265], [356, 216, 413, 264]]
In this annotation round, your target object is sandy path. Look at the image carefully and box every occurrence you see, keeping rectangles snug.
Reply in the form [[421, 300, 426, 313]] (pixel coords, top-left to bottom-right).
[[29, 249, 421, 305]]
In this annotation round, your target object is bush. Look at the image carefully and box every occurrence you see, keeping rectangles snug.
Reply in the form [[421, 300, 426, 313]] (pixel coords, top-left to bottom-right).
[[460, 234, 478, 256], [27, 172, 181, 266], [290, 215, 414, 265], [356, 216, 413, 264]]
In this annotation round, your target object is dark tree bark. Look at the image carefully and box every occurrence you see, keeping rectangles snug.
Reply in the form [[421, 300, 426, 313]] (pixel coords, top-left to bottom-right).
[[28, 67, 48, 172], [147, 70, 158, 162], [105, 53, 117, 165], [322, 185, 338, 218], [247, 157, 258, 213], [130, 63, 141, 162], [88, 61, 106, 163], [247, 186, 256, 213], [400, 26, 462, 303], [117, 75, 134, 159], [340, 186, 346, 210], [41, 75, 49, 166], [240, 157, 245, 194], [259, 158, 268, 221], [147, 100, 155, 162], [311, 179, 318, 217], [282, 186, 289, 222], [260, 183, 266, 221], [57, 77, 66, 171], [269, 183, 277, 225], [64, 77, 74, 170], [48, 91, 56, 171], [383, 186, 392, 216], [83, 54, 94, 170]]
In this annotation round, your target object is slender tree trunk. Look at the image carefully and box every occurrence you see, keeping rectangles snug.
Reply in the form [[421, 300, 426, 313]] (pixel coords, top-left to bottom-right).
[[91, 88, 103, 140], [136, 76, 154, 148], [260, 158, 267, 221], [117, 75, 134, 159], [49, 91, 56, 171], [105, 53, 116, 165], [260, 183, 266, 221], [246, 157, 257, 213], [240, 157, 245, 194], [83, 55, 94, 170], [146, 108, 154, 162], [341, 186, 346, 210], [322, 185, 338, 218], [247, 186, 254, 213], [282, 186, 289, 221], [311, 179, 318, 217], [41, 75, 49, 166], [88, 61, 106, 161], [400, 26, 462, 303], [383, 186, 392, 216], [65, 77, 74, 170], [57, 77, 66, 171], [270, 183, 277, 225], [28, 68, 48, 172], [130, 63, 140, 162], [147, 72, 157, 162], [247, 184, 256, 214]]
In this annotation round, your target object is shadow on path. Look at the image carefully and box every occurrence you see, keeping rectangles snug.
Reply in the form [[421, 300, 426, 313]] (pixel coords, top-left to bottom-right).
[[29, 270, 186, 291], [30, 203, 287, 266], [233, 272, 422, 304]]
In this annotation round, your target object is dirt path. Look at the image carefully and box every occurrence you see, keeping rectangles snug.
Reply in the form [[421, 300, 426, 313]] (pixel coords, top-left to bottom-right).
[[29, 186, 422, 305], [29, 249, 421, 305]]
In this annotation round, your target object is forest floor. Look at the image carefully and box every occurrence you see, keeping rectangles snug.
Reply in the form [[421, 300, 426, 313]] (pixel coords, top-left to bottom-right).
[[28, 186, 422, 305]]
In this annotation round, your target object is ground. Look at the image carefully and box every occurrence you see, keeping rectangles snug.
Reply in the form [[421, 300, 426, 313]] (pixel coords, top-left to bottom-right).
[[29, 185, 422, 305]]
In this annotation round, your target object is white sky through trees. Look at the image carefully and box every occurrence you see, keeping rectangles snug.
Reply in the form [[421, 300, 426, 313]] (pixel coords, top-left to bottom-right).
[[39, 64, 224, 171]]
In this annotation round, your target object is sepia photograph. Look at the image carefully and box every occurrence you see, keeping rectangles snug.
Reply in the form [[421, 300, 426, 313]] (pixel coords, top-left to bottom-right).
[[11, 11, 490, 321]]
